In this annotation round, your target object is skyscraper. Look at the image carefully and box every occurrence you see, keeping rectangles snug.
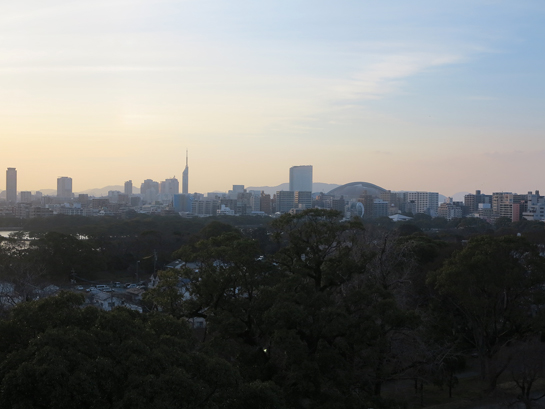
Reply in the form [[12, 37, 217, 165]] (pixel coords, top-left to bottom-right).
[[289, 165, 313, 192], [160, 177, 180, 202], [140, 179, 159, 204], [57, 177, 73, 200], [124, 180, 133, 196], [182, 150, 189, 194], [6, 168, 17, 204]]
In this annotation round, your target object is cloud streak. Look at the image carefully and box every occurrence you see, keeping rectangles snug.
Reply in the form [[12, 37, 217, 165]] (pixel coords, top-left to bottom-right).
[[330, 52, 465, 101]]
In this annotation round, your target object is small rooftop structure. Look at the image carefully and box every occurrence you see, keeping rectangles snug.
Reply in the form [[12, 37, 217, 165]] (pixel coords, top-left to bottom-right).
[[389, 214, 413, 222]]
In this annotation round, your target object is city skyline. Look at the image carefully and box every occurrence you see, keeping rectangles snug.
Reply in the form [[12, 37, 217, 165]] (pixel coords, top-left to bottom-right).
[[1, 162, 544, 199], [1, 1, 544, 194]]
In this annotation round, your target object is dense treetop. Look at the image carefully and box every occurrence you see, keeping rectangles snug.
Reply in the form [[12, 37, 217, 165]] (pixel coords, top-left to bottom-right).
[[0, 209, 545, 408]]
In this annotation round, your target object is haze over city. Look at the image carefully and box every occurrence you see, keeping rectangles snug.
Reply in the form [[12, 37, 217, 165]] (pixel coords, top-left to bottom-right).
[[1, 1, 544, 195]]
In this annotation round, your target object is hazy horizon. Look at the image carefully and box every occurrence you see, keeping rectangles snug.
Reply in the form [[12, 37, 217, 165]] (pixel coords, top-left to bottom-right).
[[2, 1, 544, 195]]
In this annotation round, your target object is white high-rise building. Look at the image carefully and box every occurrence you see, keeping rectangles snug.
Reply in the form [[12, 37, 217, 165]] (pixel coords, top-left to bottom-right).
[[141, 179, 159, 204], [6, 168, 17, 204], [289, 165, 313, 193], [406, 191, 439, 216]]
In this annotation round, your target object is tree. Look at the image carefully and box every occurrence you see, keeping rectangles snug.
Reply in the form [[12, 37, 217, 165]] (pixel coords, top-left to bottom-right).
[[271, 209, 365, 291], [428, 235, 545, 392], [0, 292, 282, 408], [268, 210, 419, 403], [504, 338, 545, 409], [29, 232, 101, 281], [151, 209, 423, 407]]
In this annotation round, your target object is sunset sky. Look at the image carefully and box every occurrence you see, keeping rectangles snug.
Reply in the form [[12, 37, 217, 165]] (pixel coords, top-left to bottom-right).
[[1, 0, 544, 195]]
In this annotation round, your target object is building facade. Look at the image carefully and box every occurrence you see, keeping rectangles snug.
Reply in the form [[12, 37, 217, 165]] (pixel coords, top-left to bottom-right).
[[124, 180, 133, 196], [20, 191, 32, 203], [57, 177, 73, 200], [276, 191, 295, 213], [406, 191, 439, 216], [140, 179, 159, 204], [294, 191, 312, 210]]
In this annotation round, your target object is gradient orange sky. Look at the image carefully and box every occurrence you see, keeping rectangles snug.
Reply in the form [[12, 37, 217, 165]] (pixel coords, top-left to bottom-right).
[[2, 1, 544, 196]]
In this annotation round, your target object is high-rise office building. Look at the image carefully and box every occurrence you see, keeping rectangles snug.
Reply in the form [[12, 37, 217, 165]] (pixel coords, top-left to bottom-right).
[[57, 177, 73, 199], [289, 165, 313, 192], [6, 168, 17, 204], [294, 191, 312, 209], [260, 192, 271, 214], [124, 180, 133, 196], [182, 150, 189, 194], [276, 190, 295, 213]]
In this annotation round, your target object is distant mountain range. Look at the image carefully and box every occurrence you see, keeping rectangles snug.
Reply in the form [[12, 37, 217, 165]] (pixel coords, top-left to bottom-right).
[[76, 186, 141, 196], [451, 191, 470, 202], [246, 183, 341, 196]]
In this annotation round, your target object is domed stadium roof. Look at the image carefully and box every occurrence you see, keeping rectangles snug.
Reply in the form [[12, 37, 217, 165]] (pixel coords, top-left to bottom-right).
[[326, 182, 387, 199]]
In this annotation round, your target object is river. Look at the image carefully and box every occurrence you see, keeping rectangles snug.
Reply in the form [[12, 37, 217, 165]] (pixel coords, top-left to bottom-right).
[[0, 231, 20, 238]]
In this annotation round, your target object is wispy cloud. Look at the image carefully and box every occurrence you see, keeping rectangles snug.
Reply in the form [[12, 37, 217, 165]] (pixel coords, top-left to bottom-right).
[[330, 52, 465, 101]]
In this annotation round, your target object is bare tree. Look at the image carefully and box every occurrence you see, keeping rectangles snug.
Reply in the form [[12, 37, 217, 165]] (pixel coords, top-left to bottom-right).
[[504, 338, 545, 409]]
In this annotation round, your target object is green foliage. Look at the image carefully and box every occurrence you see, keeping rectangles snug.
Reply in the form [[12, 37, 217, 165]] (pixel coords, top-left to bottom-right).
[[5, 209, 545, 406], [30, 232, 102, 280], [149, 209, 422, 407], [0, 292, 280, 409], [198, 221, 241, 240], [428, 235, 545, 391]]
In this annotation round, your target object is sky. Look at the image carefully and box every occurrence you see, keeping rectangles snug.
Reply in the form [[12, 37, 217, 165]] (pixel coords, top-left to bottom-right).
[[1, 0, 544, 196]]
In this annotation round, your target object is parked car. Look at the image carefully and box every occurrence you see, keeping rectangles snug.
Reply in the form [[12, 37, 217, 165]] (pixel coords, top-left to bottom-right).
[[86, 287, 97, 292], [76, 285, 84, 290], [126, 284, 137, 289], [114, 282, 122, 288]]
